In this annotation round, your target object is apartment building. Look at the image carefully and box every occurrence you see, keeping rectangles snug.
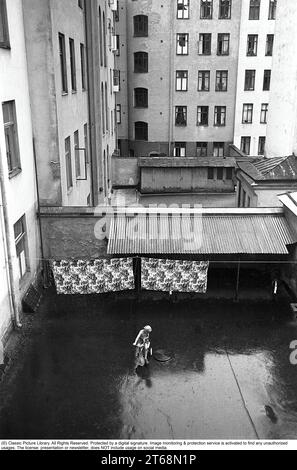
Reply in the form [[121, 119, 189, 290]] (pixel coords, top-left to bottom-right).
[[233, 0, 277, 157], [0, 0, 41, 341], [116, 0, 243, 160], [22, 0, 117, 207]]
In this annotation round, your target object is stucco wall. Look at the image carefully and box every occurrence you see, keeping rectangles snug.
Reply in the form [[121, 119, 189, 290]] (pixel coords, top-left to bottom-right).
[[112, 157, 139, 187]]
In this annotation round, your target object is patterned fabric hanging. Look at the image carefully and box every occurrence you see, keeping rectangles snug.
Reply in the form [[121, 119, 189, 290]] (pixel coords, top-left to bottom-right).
[[51, 258, 135, 294], [141, 258, 209, 293]]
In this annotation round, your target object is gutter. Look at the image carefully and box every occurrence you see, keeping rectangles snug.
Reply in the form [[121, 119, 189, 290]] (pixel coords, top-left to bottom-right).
[[0, 147, 22, 328]]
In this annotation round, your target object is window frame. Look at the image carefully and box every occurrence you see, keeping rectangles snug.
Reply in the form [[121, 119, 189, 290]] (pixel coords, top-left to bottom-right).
[[174, 142, 186, 157], [175, 106, 187, 126], [196, 142, 208, 157], [14, 215, 28, 280], [214, 106, 226, 127], [80, 43, 86, 90], [263, 69, 271, 91], [177, 0, 190, 19], [219, 0, 232, 19], [215, 70, 228, 92], [59, 33, 68, 94], [242, 104, 253, 124], [133, 15, 148, 37], [268, 0, 277, 19], [176, 33, 189, 55], [247, 34, 258, 56], [65, 136, 73, 191], [240, 136, 251, 155], [198, 33, 212, 55], [134, 51, 148, 73], [198, 70, 210, 91], [258, 136, 266, 155], [244, 69, 256, 91], [213, 142, 225, 157], [134, 87, 148, 107], [200, 0, 213, 19], [260, 103, 268, 123], [265, 34, 274, 56], [0, 0, 10, 48], [69, 38, 77, 92], [197, 106, 209, 126], [135, 121, 148, 141], [176, 70, 188, 91], [249, 0, 261, 20], [116, 104, 121, 124], [217, 33, 230, 56], [2, 100, 21, 176]]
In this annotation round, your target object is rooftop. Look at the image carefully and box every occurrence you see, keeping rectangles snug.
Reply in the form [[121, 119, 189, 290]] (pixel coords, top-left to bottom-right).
[[139, 157, 236, 168], [237, 155, 297, 181]]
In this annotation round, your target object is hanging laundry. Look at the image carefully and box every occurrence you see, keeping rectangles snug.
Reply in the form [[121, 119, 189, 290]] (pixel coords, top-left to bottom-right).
[[51, 258, 134, 294], [141, 258, 209, 293]]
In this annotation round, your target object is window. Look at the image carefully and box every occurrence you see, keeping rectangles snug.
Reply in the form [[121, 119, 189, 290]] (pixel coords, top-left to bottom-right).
[[258, 136, 266, 155], [133, 15, 148, 37], [80, 44, 86, 90], [84, 123, 89, 164], [244, 70, 255, 90], [266, 34, 274, 56], [105, 82, 108, 131], [196, 142, 208, 157], [242, 104, 253, 123], [174, 142, 186, 157], [176, 33, 189, 55], [135, 121, 148, 140], [241, 136, 251, 155], [219, 0, 232, 19], [176, 70, 188, 91], [263, 69, 271, 90], [59, 33, 68, 93], [249, 0, 260, 20], [103, 12, 107, 67], [0, 0, 9, 48], [2, 101, 21, 175], [197, 106, 209, 126], [226, 168, 233, 180], [134, 87, 148, 107], [69, 39, 77, 92], [214, 106, 226, 126], [200, 0, 213, 19], [217, 33, 229, 55], [101, 83, 105, 133], [134, 52, 148, 72], [175, 106, 187, 126], [113, 69, 120, 90], [14, 216, 28, 280], [65, 136, 73, 190], [216, 70, 228, 91], [213, 142, 224, 157], [268, 0, 277, 19], [208, 167, 214, 179], [198, 33, 211, 55], [198, 70, 210, 91], [247, 35, 258, 56], [177, 0, 189, 19], [260, 103, 268, 123], [116, 104, 121, 124], [217, 168, 223, 180], [99, 7, 103, 66], [74, 130, 80, 178]]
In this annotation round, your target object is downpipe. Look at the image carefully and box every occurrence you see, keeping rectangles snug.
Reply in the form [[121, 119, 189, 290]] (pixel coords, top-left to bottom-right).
[[0, 148, 22, 329]]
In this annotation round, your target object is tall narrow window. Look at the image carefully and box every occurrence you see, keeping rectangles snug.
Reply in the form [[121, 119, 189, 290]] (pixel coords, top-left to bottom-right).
[[99, 7, 103, 66], [59, 33, 68, 93], [177, 0, 189, 19], [103, 12, 107, 67], [241, 137, 251, 155], [196, 142, 208, 157], [217, 168, 223, 180], [14, 216, 28, 280], [135, 88, 148, 107], [216, 70, 228, 91], [197, 106, 209, 126], [176, 70, 188, 91], [208, 167, 214, 179], [69, 38, 77, 92], [74, 130, 80, 178], [80, 43, 86, 90], [265, 34, 274, 56], [65, 136, 73, 190], [116, 104, 121, 124], [219, 0, 231, 19], [134, 52, 148, 72], [198, 70, 210, 91], [213, 142, 224, 157], [133, 15, 148, 37], [176, 33, 189, 55], [105, 82, 109, 131], [214, 106, 226, 126], [263, 70, 271, 90], [0, 0, 10, 48], [244, 70, 256, 90], [268, 0, 277, 19], [174, 142, 186, 157], [217, 33, 229, 55], [84, 123, 89, 164], [3, 101, 21, 175], [247, 35, 258, 56], [175, 106, 187, 126], [260, 103, 268, 123], [198, 33, 211, 55], [101, 83, 105, 133], [242, 104, 253, 123], [135, 122, 148, 141], [258, 136, 266, 155], [249, 0, 260, 20], [200, 0, 213, 19]]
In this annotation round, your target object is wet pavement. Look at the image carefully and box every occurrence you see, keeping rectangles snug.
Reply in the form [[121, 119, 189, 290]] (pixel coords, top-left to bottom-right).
[[1, 290, 297, 439]]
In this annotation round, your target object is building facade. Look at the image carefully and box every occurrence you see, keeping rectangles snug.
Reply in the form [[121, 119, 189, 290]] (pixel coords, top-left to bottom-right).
[[0, 0, 41, 341]]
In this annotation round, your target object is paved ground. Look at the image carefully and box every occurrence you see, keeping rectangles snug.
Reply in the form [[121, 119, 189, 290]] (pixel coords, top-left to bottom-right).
[[0, 290, 297, 439]]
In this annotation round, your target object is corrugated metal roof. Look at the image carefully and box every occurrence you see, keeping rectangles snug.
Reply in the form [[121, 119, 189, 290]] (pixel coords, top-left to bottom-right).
[[107, 213, 296, 255], [238, 155, 297, 181]]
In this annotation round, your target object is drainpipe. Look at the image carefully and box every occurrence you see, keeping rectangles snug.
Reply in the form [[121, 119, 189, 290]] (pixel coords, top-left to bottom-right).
[[0, 148, 22, 328]]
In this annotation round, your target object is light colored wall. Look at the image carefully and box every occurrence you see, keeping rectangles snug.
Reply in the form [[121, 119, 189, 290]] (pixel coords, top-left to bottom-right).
[[112, 157, 139, 186], [266, 0, 297, 157], [0, 0, 41, 339], [234, 0, 275, 156]]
